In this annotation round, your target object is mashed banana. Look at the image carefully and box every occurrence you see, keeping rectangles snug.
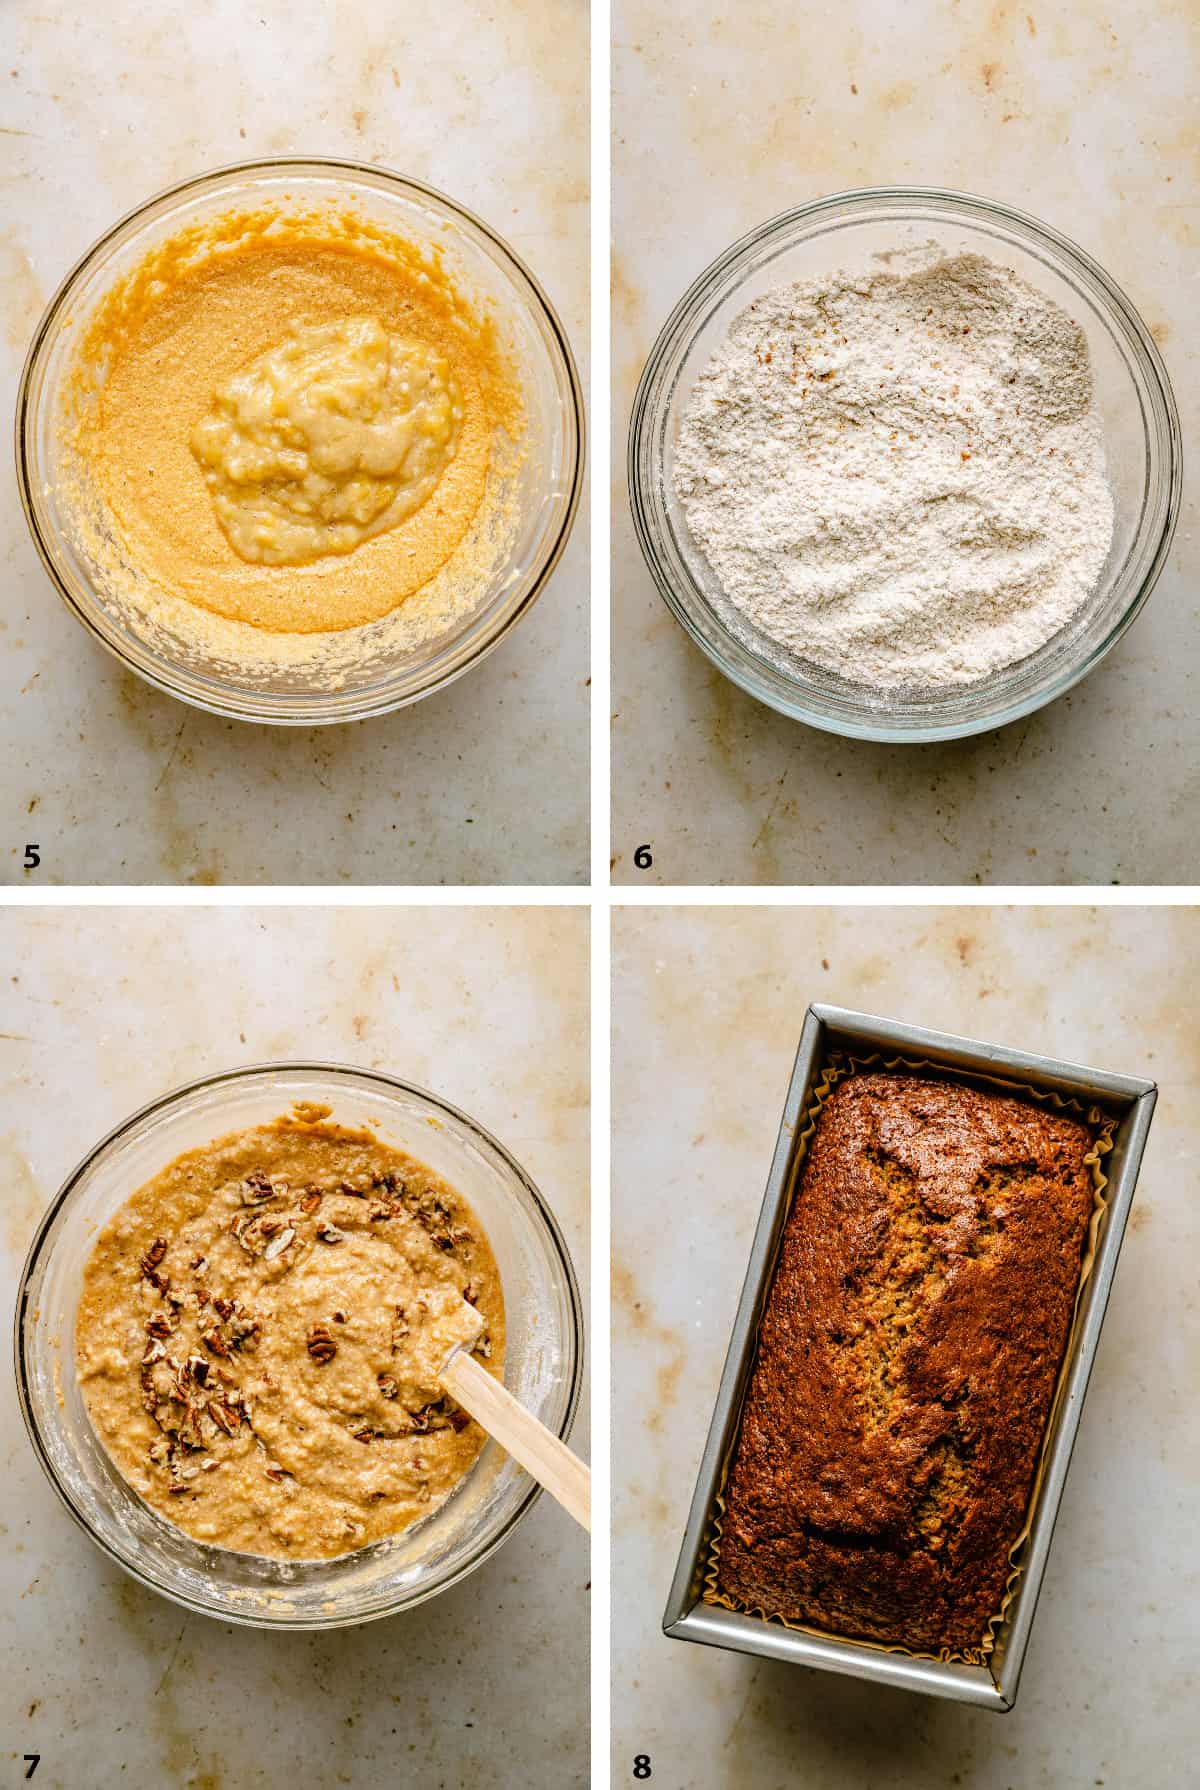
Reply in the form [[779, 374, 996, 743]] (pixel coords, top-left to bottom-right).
[[190, 319, 463, 565]]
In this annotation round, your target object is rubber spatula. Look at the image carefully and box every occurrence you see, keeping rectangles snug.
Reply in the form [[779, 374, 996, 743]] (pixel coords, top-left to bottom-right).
[[439, 1301, 590, 1533]]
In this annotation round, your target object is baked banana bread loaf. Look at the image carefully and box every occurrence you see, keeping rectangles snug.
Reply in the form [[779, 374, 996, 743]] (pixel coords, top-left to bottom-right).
[[715, 1072, 1097, 1657]]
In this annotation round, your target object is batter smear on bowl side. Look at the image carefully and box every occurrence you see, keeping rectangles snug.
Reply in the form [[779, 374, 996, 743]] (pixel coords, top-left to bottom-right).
[[674, 248, 1115, 689], [75, 1107, 504, 1560]]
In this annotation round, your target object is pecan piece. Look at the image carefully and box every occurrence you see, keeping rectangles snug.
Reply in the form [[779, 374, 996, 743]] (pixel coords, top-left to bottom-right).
[[200, 1326, 231, 1358], [262, 1227, 295, 1262], [139, 1238, 168, 1277], [144, 1312, 175, 1339], [299, 1191, 322, 1216], [207, 1400, 241, 1437], [307, 1324, 337, 1363], [315, 1221, 344, 1245], [240, 1170, 275, 1204], [377, 1374, 399, 1400]]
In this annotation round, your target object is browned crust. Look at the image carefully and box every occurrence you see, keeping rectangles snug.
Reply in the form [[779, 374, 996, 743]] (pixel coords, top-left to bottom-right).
[[716, 1072, 1096, 1654]]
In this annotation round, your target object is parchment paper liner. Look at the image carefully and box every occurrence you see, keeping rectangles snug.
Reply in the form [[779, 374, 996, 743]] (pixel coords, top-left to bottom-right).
[[702, 1049, 1115, 1670]]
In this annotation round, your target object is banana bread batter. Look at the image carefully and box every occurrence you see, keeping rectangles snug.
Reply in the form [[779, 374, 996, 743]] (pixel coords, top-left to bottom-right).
[[75, 1106, 504, 1560], [61, 204, 523, 634]]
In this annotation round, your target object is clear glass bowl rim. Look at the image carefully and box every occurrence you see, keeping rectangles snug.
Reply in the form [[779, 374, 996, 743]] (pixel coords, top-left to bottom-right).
[[15, 154, 586, 726], [12, 1059, 585, 1629], [628, 183, 1182, 743]]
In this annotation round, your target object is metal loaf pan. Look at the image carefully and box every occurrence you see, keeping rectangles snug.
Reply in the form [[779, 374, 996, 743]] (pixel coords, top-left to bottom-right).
[[663, 1003, 1157, 1711]]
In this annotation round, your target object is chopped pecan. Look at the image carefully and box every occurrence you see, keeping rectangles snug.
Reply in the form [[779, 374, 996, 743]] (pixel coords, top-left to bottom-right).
[[139, 1238, 168, 1277], [144, 1312, 175, 1339], [299, 1191, 322, 1216], [377, 1374, 399, 1400], [315, 1221, 344, 1244], [307, 1325, 337, 1363], [201, 1326, 231, 1358], [212, 1296, 235, 1321], [207, 1400, 240, 1436], [186, 1354, 209, 1386], [241, 1170, 275, 1204], [177, 1408, 207, 1452]]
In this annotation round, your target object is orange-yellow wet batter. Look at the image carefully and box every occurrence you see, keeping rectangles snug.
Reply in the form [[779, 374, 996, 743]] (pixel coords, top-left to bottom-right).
[[63, 207, 523, 634]]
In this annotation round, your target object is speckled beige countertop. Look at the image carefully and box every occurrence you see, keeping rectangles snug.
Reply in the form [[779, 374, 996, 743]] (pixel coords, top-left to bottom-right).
[[0, 906, 589, 1790], [612, 0, 1198, 885], [1, 0, 588, 886], [613, 905, 1199, 1786]]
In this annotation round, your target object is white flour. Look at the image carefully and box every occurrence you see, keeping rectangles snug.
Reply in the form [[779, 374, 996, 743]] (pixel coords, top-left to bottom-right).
[[674, 248, 1115, 690]]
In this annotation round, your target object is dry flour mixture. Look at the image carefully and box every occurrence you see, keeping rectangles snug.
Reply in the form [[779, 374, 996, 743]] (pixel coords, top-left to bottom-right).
[[674, 248, 1115, 689]]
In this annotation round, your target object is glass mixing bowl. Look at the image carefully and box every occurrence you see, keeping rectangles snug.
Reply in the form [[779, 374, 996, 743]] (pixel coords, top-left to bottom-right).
[[629, 187, 1181, 742], [13, 1063, 584, 1629], [16, 158, 584, 724]]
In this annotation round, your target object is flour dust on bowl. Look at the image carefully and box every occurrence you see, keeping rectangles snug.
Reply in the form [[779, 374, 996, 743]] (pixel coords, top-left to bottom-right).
[[16, 159, 584, 724], [630, 189, 1180, 742], [14, 1064, 583, 1628]]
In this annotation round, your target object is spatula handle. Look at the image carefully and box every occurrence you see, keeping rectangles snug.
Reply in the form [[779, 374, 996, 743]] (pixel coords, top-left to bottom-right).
[[442, 1349, 590, 1533]]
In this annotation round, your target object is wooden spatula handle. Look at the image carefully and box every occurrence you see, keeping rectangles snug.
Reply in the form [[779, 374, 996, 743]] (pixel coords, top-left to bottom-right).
[[442, 1349, 590, 1533]]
